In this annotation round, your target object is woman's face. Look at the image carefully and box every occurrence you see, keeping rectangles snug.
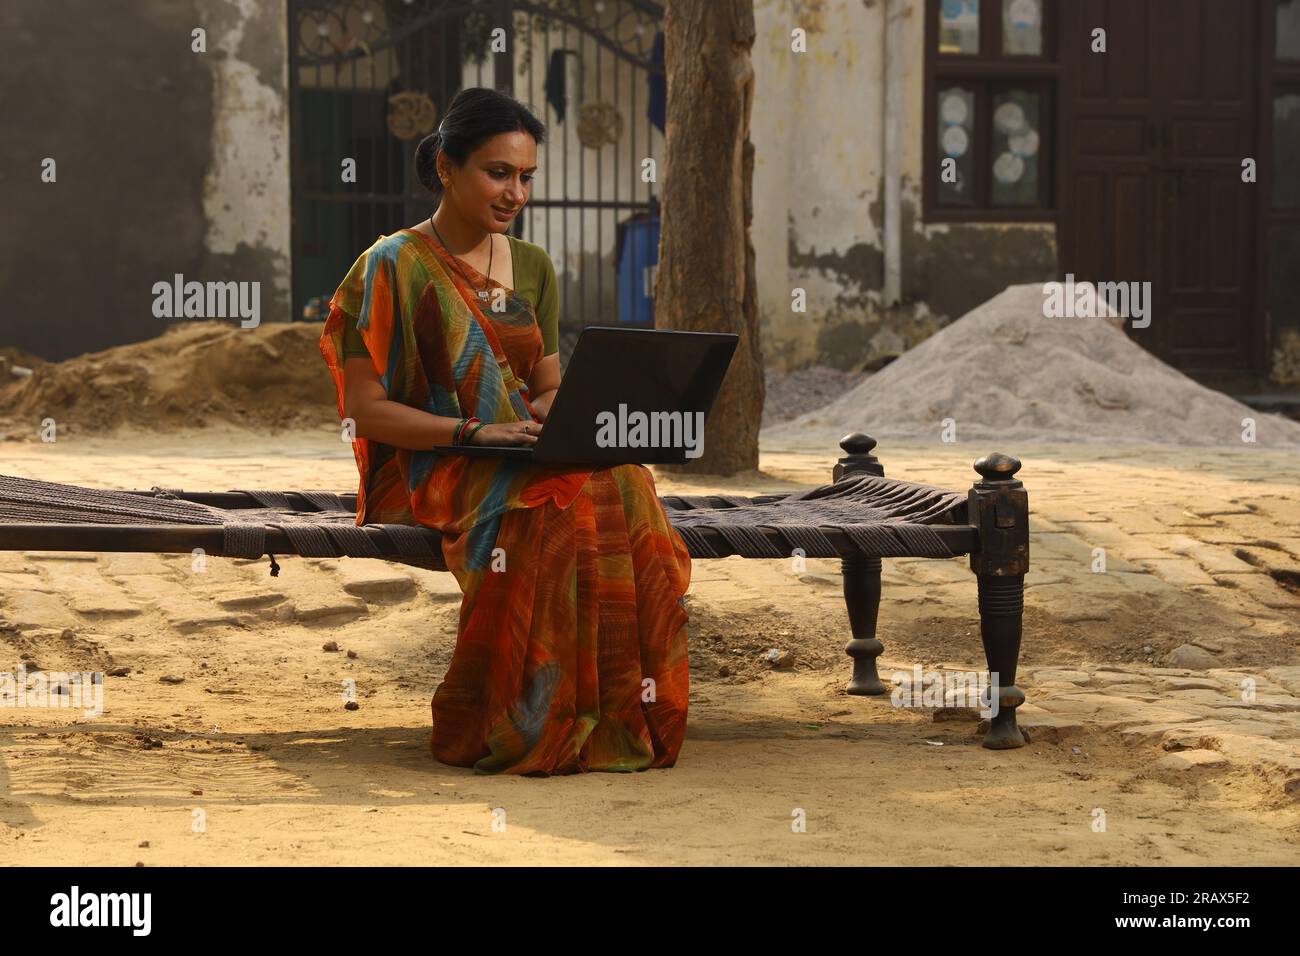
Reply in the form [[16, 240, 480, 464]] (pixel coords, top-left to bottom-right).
[[439, 130, 537, 233]]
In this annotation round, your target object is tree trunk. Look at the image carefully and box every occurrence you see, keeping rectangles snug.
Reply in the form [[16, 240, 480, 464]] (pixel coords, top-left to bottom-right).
[[654, 0, 762, 476]]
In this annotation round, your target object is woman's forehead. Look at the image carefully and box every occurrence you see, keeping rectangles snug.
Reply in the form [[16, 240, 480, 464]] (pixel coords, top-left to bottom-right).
[[473, 130, 537, 167]]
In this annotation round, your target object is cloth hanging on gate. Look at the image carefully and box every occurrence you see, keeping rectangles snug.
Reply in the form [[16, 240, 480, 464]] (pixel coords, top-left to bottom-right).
[[545, 49, 578, 123], [647, 30, 666, 134]]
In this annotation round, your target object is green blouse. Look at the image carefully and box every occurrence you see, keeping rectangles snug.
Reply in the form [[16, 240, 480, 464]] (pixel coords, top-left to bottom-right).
[[342, 234, 559, 358]]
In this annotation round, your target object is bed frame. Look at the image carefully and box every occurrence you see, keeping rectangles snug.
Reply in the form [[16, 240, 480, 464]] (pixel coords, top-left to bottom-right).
[[0, 433, 1030, 749]]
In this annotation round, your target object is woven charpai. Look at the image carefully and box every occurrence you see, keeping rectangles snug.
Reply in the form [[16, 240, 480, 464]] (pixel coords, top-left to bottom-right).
[[0, 470, 966, 562]]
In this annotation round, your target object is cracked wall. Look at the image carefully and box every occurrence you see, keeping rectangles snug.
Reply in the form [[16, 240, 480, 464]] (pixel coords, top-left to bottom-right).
[[752, 0, 1056, 373], [195, 0, 291, 328]]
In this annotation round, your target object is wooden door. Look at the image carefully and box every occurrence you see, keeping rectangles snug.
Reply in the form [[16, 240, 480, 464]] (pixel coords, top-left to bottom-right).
[[1060, 0, 1261, 378]]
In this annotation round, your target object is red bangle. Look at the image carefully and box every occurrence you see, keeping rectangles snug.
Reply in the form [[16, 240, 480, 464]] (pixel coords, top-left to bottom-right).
[[454, 416, 481, 446]]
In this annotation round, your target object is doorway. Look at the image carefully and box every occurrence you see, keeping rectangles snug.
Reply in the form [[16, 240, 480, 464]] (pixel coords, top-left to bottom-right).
[[1059, 0, 1263, 385]]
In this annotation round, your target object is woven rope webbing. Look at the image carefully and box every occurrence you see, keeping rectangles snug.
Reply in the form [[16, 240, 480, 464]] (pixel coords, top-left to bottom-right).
[[222, 523, 266, 560], [664, 473, 964, 558], [0, 473, 225, 526], [0, 470, 965, 562]]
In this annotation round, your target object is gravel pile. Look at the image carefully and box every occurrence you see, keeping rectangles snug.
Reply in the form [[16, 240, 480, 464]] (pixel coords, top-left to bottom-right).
[[761, 364, 863, 427], [762, 284, 1300, 448]]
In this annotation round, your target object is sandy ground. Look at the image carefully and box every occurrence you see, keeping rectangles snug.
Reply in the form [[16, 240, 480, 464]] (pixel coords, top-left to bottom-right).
[[2, 426, 1299, 865]]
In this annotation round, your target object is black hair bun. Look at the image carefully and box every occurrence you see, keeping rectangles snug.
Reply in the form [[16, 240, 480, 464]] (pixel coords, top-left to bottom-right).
[[415, 131, 442, 192]]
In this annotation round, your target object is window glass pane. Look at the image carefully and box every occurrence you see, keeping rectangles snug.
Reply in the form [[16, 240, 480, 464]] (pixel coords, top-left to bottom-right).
[[990, 89, 1040, 206], [937, 86, 976, 204], [1276, 93, 1300, 207], [1280, 0, 1300, 60], [1002, 0, 1042, 55], [939, 0, 980, 55]]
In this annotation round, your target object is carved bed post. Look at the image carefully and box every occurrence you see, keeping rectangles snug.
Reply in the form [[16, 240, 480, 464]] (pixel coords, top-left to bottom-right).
[[835, 433, 886, 696], [969, 453, 1029, 749]]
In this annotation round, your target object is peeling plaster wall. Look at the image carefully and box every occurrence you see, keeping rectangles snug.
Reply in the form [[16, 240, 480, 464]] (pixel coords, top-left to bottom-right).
[[752, 0, 1057, 373], [195, 0, 291, 325], [752, 0, 886, 371], [0, 0, 291, 362]]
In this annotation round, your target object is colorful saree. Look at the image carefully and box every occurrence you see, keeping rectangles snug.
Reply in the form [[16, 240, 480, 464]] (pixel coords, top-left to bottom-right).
[[319, 228, 692, 774]]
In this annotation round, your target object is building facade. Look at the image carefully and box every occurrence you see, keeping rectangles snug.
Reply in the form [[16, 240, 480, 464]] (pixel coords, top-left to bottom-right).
[[3, 0, 1296, 398], [754, 0, 1300, 395]]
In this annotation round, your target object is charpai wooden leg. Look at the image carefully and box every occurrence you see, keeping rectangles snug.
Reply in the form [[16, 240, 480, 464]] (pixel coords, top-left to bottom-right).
[[978, 573, 1026, 748], [832, 433, 887, 696], [843, 554, 885, 695], [968, 452, 1030, 750]]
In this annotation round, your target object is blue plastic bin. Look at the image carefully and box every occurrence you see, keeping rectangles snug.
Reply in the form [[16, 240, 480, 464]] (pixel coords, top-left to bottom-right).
[[617, 215, 659, 326]]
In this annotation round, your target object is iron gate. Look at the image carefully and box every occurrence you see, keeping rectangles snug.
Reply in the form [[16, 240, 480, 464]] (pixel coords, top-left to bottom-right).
[[288, 0, 665, 353]]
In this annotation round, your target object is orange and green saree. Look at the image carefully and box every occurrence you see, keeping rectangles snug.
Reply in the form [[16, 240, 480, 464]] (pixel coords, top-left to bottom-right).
[[319, 229, 691, 774]]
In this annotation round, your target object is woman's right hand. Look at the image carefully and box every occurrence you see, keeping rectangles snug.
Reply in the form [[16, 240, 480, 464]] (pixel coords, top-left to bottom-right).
[[468, 420, 542, 446]]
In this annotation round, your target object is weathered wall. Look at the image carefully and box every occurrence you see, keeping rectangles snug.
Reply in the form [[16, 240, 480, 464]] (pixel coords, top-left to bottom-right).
[[751, 0, 1057, 373], [0, 0, 290, 362], [195, 0, 292, 326]]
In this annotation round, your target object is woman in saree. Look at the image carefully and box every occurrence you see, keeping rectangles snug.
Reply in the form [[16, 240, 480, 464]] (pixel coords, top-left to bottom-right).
[[319, 88, 692, 775]]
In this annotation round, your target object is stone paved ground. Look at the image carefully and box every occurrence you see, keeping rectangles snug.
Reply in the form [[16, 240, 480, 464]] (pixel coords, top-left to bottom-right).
[[755, 438, 1300, 798], [0, 427, 1297, 863]]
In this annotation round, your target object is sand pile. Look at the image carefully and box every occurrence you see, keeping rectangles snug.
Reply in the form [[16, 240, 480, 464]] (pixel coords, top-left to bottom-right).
[[763, 284, 1300, 449], [0, 321, 338, 439]]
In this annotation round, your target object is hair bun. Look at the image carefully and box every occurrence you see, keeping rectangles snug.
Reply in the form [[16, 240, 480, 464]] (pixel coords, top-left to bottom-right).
[[415, 131, 442, 192]]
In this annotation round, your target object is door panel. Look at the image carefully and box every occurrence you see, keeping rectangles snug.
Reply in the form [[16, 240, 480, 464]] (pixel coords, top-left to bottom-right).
[[1156, 0, 1257, 368], [1070, 173, 1108, 279], [1061, 0, 1261, 376], [1060, 0, 1158, 295], [1113, 174, 1152, 278]]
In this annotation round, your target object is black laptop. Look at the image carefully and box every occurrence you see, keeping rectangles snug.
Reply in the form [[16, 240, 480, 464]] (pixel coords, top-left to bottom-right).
[[432, 326, 738, 464]]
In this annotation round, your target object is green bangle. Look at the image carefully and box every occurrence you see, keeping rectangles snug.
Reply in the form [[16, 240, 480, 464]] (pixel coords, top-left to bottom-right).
[[465, 421, 489, 444], [451, 417, 468, 446]]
